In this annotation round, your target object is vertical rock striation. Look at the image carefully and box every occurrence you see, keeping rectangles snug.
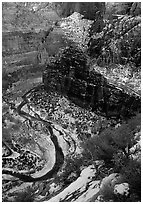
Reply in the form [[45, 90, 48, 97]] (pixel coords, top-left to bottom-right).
[[43, 45, 140, 119]]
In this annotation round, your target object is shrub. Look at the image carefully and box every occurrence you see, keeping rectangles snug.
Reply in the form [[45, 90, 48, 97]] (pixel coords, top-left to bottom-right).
[[81, 114, 140, 202], [58, 154, 93, 186], [2, 128, 13, 149], [13, 186, 36, 202], [112, 115, 141, 199], [112, 150, 127, 172], [82, 128, 116, 163], [82, 113, 140, 163], [121, 159, 141, 197]]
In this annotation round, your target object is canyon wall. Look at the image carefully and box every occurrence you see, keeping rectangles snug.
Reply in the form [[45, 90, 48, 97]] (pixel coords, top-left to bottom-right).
[[43, 46, 140, 119]]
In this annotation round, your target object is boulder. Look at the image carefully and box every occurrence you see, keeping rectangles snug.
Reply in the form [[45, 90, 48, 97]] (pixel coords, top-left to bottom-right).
[[100, 173, 124, 197], [114, 183, 129, 196]]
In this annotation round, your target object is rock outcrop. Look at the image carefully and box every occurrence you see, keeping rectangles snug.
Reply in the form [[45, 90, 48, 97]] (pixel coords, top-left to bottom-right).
[[43, 45, 140, 119], [46, 166, 129, 202], [47, 165, 100, 202], [105, 2, 141, 17]]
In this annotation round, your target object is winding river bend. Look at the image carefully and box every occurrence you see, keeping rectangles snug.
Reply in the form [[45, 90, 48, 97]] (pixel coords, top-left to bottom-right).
[[3, 85, 77, 182]]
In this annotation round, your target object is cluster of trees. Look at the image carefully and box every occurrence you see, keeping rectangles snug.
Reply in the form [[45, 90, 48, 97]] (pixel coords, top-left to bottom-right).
[[58, 113, 141, 201], [81, 113, 141, 201]]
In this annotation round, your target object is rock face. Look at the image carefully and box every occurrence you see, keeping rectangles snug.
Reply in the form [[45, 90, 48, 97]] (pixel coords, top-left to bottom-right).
[[46, 167, 129, 202], [88, 14, 141, 66], [105, 2, 141, 17], [47, 165, 101, 202], [2, 31, 41, 77], [43, 27, 72, 57], [2, 28, 53, 78], [43, 45, 140, 118], [2, 31, 39, 56], [55, 2, 106, 20]]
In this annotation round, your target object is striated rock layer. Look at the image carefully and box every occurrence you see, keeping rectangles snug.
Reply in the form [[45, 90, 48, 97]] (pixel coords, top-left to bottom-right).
[[43, 46, 140, 119]]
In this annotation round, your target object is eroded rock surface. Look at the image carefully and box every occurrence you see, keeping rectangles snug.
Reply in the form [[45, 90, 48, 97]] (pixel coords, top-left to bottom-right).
[[43, 45, 140, 119]]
